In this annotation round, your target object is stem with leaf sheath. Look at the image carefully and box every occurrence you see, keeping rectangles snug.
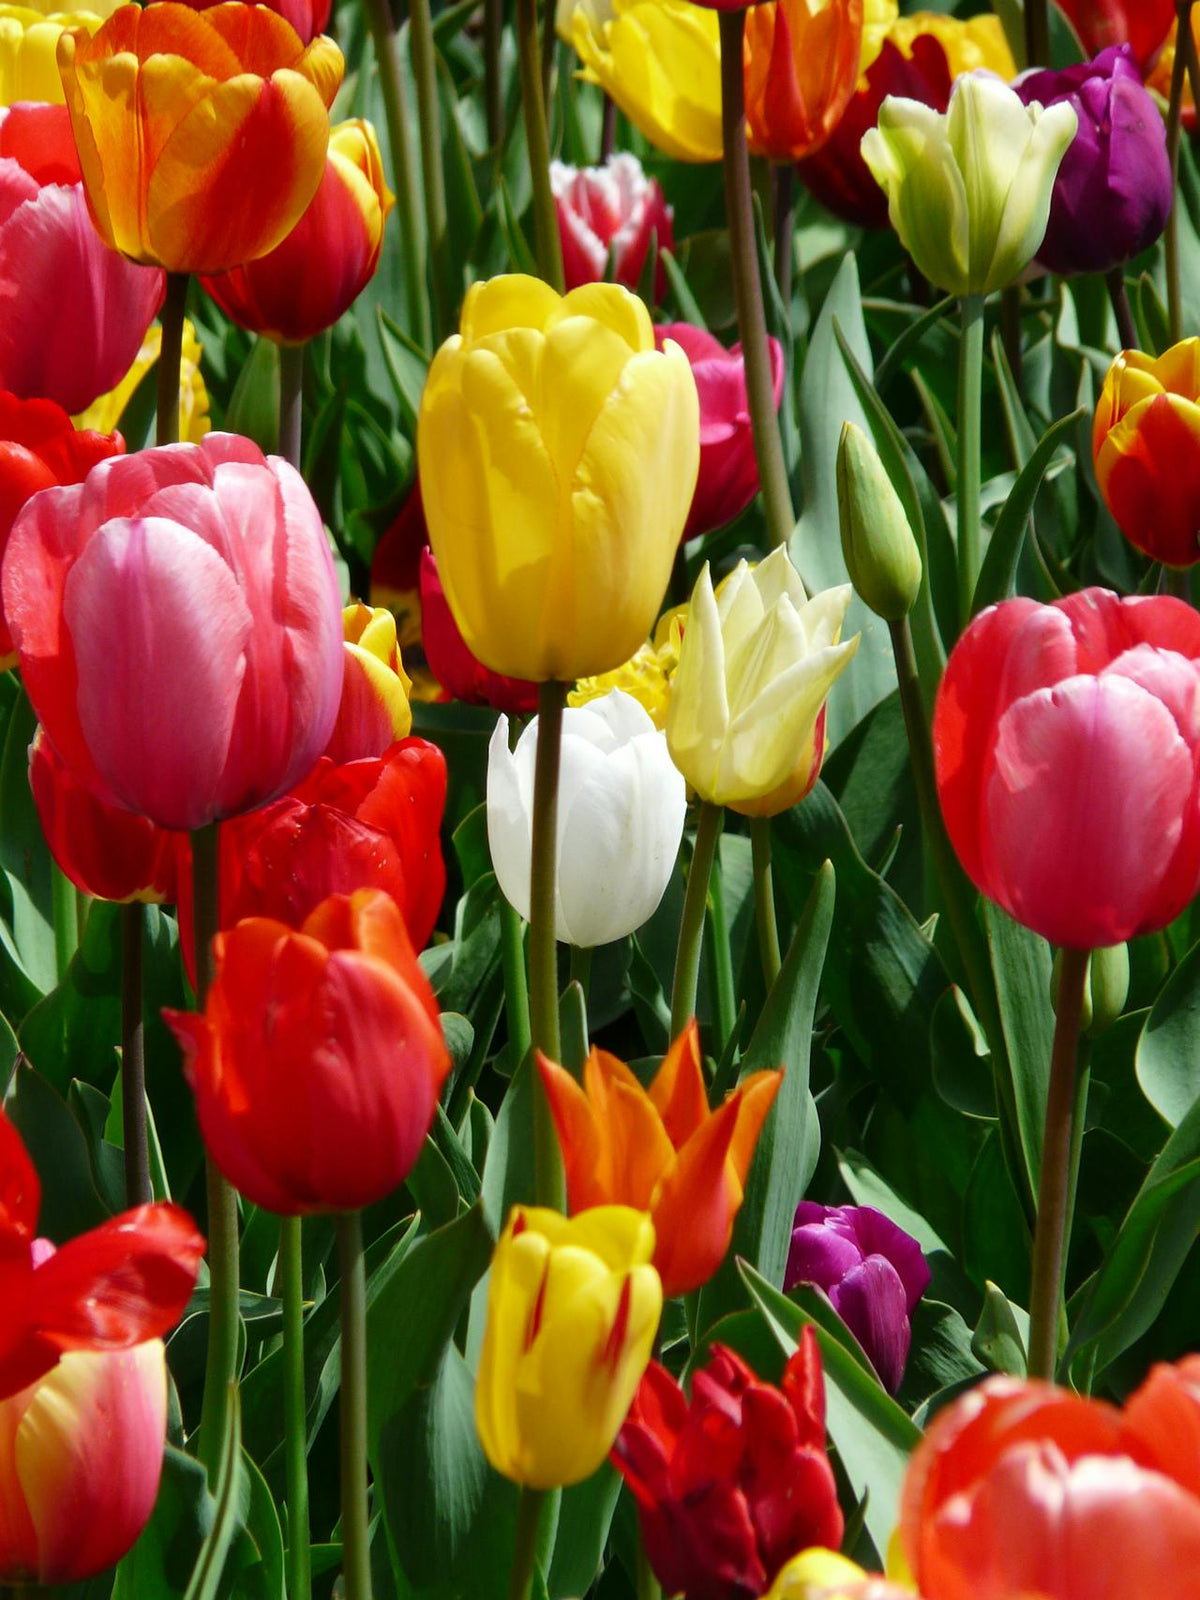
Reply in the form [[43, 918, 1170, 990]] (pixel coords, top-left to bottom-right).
[[670, 802, 723, 1040], [750, 817, 782, 990], [338, 1211, 372, 1600], [281, 1216, 311, 1600], [508, 1488, 547, 1600], [156, 273, 188, 446]]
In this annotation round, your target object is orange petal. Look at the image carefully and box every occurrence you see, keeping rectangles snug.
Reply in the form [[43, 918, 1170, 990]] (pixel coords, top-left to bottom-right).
[[584, 1050, 675, 1209], [648, 1090, 742, 1297], [646, 1020, 708, 1148], [726, 1069, 783, 1186], [537, 1054, 609, 1213]]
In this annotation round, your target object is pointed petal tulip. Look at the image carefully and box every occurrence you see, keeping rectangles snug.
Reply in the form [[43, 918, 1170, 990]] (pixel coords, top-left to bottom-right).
[[744, 0, 863, 164]]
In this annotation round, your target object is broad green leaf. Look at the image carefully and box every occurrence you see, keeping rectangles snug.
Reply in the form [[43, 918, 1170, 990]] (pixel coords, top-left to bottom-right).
[[972, 407, 1084, 615], [112, 1446, 215, 1600], [984, 902, 1055, 1207], [1135, 937, 1200, 1129]]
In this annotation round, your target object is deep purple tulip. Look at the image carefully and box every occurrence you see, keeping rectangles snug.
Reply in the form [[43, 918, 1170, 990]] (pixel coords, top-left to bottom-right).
[[785, 1203, 930, 1393], [1015, 45, 1172, 277]]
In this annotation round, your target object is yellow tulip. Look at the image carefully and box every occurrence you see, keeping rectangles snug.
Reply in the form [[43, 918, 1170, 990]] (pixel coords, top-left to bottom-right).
[[569, 0, 722, 164], [417, 275, 700, 683], [886, 10, 1016, 78], [766, 1548, 905, 1600], [666, 548, 859, 817], [74, 318, 210, 443], [0, 0, 116, 105], [475, 1204, 662, 1490]]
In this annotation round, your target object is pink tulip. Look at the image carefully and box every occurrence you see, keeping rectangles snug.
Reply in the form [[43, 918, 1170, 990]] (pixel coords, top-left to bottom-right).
[[0, 103, 164, 414], [2, 433, 344, 831], [934, 587, 1200, 948], [0, 1338, 168, 1586], [551, 153, 673, 300], [655, 323, 785, 541]]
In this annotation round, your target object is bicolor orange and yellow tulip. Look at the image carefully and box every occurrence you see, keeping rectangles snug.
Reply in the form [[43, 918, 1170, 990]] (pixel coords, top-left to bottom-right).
[[324, 603, 413, 763], [744, 0, 863, 164]]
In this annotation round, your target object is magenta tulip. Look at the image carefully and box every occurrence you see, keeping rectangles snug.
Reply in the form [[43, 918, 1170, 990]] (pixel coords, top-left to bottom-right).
[[2, 434, 344, 831]]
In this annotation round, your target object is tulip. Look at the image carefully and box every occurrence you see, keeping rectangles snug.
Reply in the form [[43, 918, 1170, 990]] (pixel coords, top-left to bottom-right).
[[568, 605, 685, 730], [3, 433, 344, 831], [0, 1105, 204, 1400], [837, 420, 922, 621], [175, 0, 331, 45], [655, 324, 785, 541], [785, 1202, 929, 1393], [419, 548, 539, 713], [58, 1, 344, 274], [551, 153, 673, 300], [885, 10, 1016, 76], [75, 317, 212, 444], [538, 1021, 781, 1295], [323, 603, 413, 764], [0, 0, 113, 105], [569, 0, 722, 164], [1013, 46, 1171, 277], [765, 1550, 911, 1600], [900, 1367, 1200, 1600], [167, 889, 451, 1214], [1055, 0, 1174, 70], [417, 276, 700, 682], [612, 1331, 843, 1600], [370, 482, 427, 653], [0, 1340, 168, 1585], [475, 1204, 662, 1489], [0, 102, 164, 414], [202, 119, 393, 343], [933, 588, 1200, 948], [0, 390, 123, 666], [666, 549, 858, 817], [744, 0, 863, 163], [488, 689, 687, 948], [1093, 339, 1200, 567], [861, 73, 1077, 298]]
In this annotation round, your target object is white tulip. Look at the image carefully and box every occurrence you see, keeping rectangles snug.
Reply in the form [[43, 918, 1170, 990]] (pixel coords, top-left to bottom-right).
[[487, 688, 687, 948]]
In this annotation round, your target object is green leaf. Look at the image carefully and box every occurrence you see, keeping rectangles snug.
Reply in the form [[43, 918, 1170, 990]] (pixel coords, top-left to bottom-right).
[[112, 1446, 215, 1600], [547, 1466, 622, 1600], [377, 307, 430, 434], [1135, 937, 1200, 1129], [224, 336, 280, 453], [972, 1282, 1029, 1376], [183, 1390, 245, 1600], [984, 902, 1054, 1206], [972, 407, 1084, 615], [873, 296, 955, 393], [659, 249, 707, 329]]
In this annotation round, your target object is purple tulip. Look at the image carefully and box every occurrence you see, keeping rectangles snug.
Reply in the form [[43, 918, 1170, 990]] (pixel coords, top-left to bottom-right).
[[785, 1203, 930, 1393], [1014, 45, 1172, 277]]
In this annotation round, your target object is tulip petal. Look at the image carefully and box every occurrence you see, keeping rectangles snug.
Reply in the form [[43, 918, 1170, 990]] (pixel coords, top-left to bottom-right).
[[1096, 392, 1200, 566], [862, 96, 970, 295], [647, 1022, 709, 1147]]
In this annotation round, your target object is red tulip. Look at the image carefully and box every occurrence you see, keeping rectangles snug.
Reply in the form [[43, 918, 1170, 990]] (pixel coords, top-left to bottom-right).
[[1054, 0, 1174, 70], [933, 588, 1200, 948], [0, 1105, 204, 1402], [612, 1331, 843, 1600], [655, 324, 785, 541], [419, 548, 539, 713], [167, 889, 452, 1214], [551, 153, 673, 301], [0, 391, 124, 667], [174, 0, 332, 45], [3, 434, 344, 831], [0, 104, 164, 413]]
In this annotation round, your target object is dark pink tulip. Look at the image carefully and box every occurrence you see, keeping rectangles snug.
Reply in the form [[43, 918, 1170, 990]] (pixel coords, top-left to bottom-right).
[[655, 323, 785, 541], [934, 588, 1200, 949], [2, 434, 344, 831], [551, 153, 673, 301]]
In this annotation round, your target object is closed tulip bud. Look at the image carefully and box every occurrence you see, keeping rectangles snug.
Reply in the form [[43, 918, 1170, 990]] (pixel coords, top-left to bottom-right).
[[475, 1204, 662, 1489], [419, 548, 539, 713], [418, 275, 700, 682], [323, 603, 412, 764], [58, 2, 343, 274], [539, 1022, 781, 1296], [837, 422, 922, 621], [3, 435, 344, 831], [1051, 943, 1129, 1036], [861, 73, 1077, 298], [167, 889, 451, 1214], [202, 119, 392, 343], [0, 103, 164, 414], [934, 589, 1200, 948], [176, 0, 331, 45], [0, 0, 113, 105], [667, 550, 859, 817], [551, 153, 673, 300], [488, 689, 686, 948], [744, 0, 863, 164], [1055, 0, 1174, 70]]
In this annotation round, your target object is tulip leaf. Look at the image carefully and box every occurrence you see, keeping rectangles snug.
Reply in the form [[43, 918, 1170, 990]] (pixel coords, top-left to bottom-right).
[[659, 248, 707, 330], [377, 306, 431, 434], [112, 1446, 216, 1600], [983, 901, 1054, 1208], [972, 1281, 1029, 1377], [872, 296, 956, 394], [1135, 937, 1200, 1129], [183, 1391, 246, 1600]]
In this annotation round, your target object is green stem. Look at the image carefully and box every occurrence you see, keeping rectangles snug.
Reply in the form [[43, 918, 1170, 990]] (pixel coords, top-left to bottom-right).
[[156, 273, 189, 446], [771, 163, 794, 308], [499, 895, 532, 1075], [508, 1487, 547, 1600], [636, 1538, 662, 1600], [528, 680, 566, 1207], [484, 0, 503, 148], [670, 802, 723, 1040], [1023, 0, 1048, 66], [363, 0, 431, 350], [278, 342, 305, 470], [956, 294, 985, 628], [1027, 945, 1089, 1383], [1167, 6, 1192, 346], [704, 849, 737, 1055], [516, 0, 564, 289], [281, 1216, 311, 1600], [409, 0, 454, 342], [50, 862, 76, 981], [337, 1211, 372, 1600], [121, 901, 151, 1208], [719, 8, 794, 552], [540, 0, 556, 120], [1105, 269, 1137, 353], [750, 816, 781, 990], [193, 822, 241, 1485]]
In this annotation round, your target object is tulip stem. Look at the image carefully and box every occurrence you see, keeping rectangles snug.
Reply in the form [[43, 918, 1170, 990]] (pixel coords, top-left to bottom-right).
[[363, 0, 431, 350], [156, 273, 188, 447], [956, 294, 985, 628], [192, 822, 241, 1487], [500, 897, 532, 1075], [337, 1210, 372, 1600], [1027, 945, 1089, 1383], [670, 801, 723, 1040], [517, 0, 564, 289], [409, 0, 454, 341], [750, 817, 782, 990], [772, 164, 795, 308], [704, 851, 737, 1054], [600, 95, 617, 163], [1105, 269, 1137, 353], [278, 342, 305, 470], [50, 862, 76, 980], [1023, 0, 1048, 68], [529, 680, 566, 1207], [484, 0, 503, 148], [719, 7, 795, 552], [1166, 5, 1192, 344], [508, 1487, 547, 1600], [121, 901, 151, 1208], [281, 1216, 312, 1600]]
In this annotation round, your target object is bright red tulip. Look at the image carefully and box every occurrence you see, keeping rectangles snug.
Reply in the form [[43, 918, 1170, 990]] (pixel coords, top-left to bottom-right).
[[612, 1330, 843, 1600], [167, 889, 452, 1214], [551, 153, 673, 300], [1054, 0, 1174, 70], [0, 104, 164, 414], [419, 548, 539, 713], [3, 434, 344, 831], [174, 0, 331, 46], [0, 1105, 204, 1402], [933, 588, 1200, 948]]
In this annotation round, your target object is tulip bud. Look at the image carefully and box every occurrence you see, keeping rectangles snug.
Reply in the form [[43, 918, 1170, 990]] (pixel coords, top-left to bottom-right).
[[837, 422, 922, 622], [323, 603, 413, 763], [1051, 943, 1129, 1036], [475, 1204, 662, 1489]]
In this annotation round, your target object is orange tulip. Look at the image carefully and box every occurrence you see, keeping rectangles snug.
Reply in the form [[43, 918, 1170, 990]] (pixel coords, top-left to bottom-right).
[[537, 1021, 781, 1297], [57, 2, 343, 274], [744, 0, 863, 164]]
